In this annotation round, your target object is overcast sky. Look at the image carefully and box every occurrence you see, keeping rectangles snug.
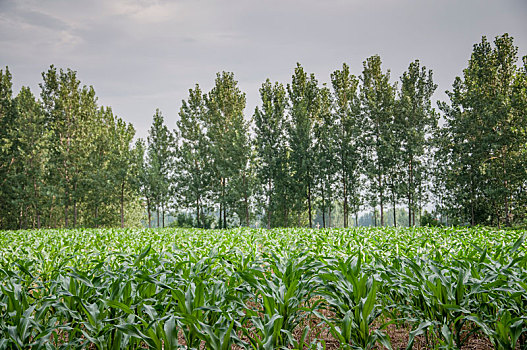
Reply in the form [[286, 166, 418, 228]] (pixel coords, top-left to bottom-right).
[[1, 0, 526, 138]]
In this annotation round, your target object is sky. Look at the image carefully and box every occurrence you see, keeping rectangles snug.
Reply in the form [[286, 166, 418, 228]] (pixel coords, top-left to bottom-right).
[[1, 0, 526, 139]]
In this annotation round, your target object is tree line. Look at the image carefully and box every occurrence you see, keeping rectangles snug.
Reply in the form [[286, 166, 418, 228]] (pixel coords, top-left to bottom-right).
[[1, 33, 525, 230]]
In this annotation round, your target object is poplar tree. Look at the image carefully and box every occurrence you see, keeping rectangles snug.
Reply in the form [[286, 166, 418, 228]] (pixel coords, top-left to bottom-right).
[[134, 139, 153, 227], [146, 109, 174, 228], [313, 85, 337, 228], [40, 66, 95, 227], [177, 84, 211, 228], [287, 63, 320, 228], [331, 63, 362, 227], [205, 72, 248, 228], [107, 112, 136, 228], [13, 87, 48, 228], [396, 60, 437, 226], [83, 106, 112, 227], [359, 56, 396, 227], [74, 83, 99, 227], [253, 79, 288, 228], [0, 67, 19, 229], [439, 34, 527, 226], [1, 66, 143, 229]]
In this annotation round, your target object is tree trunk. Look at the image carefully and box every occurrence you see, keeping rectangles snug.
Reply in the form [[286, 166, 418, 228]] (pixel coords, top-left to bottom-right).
[[343, 180, 348, 228], [219, 200, 223, 229], [470, 171, 475, 226], [392, 186, 396, 227], [321, 185, 326, 228], [502, 151, 511, 226], [267, 178, 271, 229], [157, 207, 160, 228], [73, 200, 77, 228], [32, 175, 41, 229], [223, 204, 227, 229], [495, 205, 501, 229], [220, 177, 227, 229], [408, 158, 412, 227], [73, 182, 77, 228], [49, 196, 55, 228], [162, 203, 165, 228], [307, 181, 312, 228], [147, 198, 151, 228], [223, 178, 227, 229], [418, 193, 422, 226], [244, 173, 249, 227], [504, 180, 510, 226], [408, 197, 412, 227], [95, 205, 99, 228], [378, 174, 384, 226], [328, 200, 332, 228], [64, 189, 69, 228], [196, 195, 200, 228], [373, 209, 377, 227], [120, 182, 125, 228]]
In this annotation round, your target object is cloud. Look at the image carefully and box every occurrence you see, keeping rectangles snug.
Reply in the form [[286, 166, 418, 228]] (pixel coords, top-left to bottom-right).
[[0, 0, 526, 139], [108, 0, 182, 23]]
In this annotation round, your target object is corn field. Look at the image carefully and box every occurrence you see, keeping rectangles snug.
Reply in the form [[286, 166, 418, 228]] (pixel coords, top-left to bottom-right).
[[0, 227, 526, 349]]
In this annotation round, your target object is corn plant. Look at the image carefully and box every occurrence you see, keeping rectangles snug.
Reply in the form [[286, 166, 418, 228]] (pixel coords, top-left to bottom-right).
[[316, 253, 392, 350], [0, 227, 525, 349]]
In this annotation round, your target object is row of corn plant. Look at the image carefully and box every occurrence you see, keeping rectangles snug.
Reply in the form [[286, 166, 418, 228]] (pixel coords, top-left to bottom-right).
[[0, 227, 525, 349]]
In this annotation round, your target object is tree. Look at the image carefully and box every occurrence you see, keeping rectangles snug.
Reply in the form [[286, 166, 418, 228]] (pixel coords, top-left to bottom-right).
[[313, 85, 337, 228], [287, 63, 320, 228], [107, 110, 136, 228], [134, 139, 153, 227], [253, 79, 288, 228], [176, 84, 211, 228], [396, 60, 437, 226], [359, 56, 396, 226], [13, 87, 48, 228], [40, 66, 97, 228], [146, 108, 174, 228], [205, 72, 249, 228], [0, 67, 20, 229], [331, 63, 362, 227], [439, 34, 527, 226], [83, 106, 112, 228]]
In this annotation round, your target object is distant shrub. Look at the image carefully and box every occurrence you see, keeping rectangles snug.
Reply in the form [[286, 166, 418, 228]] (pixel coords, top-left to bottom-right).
[[169, 212, 214, 229], [420, 211, 442, 227]]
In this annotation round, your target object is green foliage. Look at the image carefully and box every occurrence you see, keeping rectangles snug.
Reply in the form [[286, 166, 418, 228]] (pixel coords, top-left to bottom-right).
[[330, 63, 362, 228], [438, 34, 527, 227], [176, 84, 212, 229], [420, 211, 442, 227], [253, 79, 289, 229], [0, 66, 141, 230], [205, 72, 250, 228], [145, 108, 175, 228], [1, 32, 526, 231], [359, 55, 396, 227], [396, 60, 437, 227], [168, 212, 214, 229], [287, 63, 321, 228]]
